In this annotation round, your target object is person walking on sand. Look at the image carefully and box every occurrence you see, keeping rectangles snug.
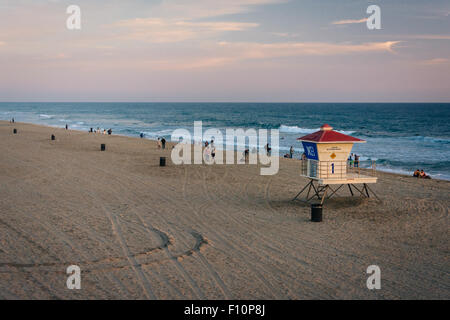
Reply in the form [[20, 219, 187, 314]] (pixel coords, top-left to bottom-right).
[[265, 143, 271, 156], [211, 142, 216, 160]]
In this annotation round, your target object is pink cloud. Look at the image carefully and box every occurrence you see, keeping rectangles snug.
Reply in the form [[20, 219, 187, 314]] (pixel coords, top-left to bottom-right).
[[332, 18, 368, 25]]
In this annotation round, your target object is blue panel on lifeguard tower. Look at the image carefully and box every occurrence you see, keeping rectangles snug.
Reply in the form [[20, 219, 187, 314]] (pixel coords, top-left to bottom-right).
[[302, 142, 319, 160]]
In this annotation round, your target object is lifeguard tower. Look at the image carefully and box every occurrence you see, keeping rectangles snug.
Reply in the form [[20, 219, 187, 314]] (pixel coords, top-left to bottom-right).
[[293, 124, 379, 204]]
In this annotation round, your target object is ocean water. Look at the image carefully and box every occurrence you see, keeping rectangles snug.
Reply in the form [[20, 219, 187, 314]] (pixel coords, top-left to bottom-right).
[[1, 102, 449, 180]]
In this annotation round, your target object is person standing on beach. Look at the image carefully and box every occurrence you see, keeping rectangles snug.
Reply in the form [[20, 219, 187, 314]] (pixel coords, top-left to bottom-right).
[[354, 154, 359, 168], [348, 153, 354, 167], [161, 137, 166, 149], [211, 144, 216, 160], [65, 124, 68, 130], [289, 146, 294, 158], [265, 143, 271, 156]]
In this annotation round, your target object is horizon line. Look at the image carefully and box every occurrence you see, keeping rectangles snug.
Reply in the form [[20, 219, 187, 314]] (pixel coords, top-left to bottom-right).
[[1, 101, 450, 104]]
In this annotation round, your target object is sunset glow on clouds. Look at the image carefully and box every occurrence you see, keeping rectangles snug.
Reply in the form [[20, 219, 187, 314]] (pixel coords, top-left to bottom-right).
[[0, 0, 449, 102], [332, 18, 368, 25]]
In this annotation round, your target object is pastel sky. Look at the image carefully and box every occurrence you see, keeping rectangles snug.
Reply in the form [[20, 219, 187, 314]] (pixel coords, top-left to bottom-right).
[[0, 0, 449, 102]]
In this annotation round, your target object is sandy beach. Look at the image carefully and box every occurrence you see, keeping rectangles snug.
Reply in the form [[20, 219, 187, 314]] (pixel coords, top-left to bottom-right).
[[0, 120, 448, 299]]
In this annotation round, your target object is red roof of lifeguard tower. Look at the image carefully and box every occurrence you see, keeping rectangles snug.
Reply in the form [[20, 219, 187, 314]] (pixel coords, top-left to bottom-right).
[[297, 124, 365, 143]]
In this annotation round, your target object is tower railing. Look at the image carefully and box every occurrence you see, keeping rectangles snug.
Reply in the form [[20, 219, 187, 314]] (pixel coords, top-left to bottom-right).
[[300, 159, 377, 179]]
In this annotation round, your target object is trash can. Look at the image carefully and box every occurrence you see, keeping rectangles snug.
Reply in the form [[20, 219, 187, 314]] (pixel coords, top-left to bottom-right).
[[101, 144, 106, 151], [51, 134, 55, 141], [311, 204, 322, 222], [13, 128, 17, 134], [160, 157, 166, 167]]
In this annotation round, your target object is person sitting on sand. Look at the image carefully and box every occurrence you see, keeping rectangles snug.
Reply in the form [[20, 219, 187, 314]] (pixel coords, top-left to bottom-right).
[[419, 170, 431, 179], [413, 169, 420, 177]]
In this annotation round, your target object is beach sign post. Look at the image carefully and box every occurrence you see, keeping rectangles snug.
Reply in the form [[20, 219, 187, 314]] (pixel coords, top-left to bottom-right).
[[293, 124, 379, 205]]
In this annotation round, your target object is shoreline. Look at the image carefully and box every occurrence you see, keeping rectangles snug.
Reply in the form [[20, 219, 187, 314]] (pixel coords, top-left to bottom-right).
[[1, 119, 447, 182]]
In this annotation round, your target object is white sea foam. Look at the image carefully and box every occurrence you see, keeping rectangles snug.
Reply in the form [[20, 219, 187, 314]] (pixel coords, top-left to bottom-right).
[[279, 125, 317, 134], [39, 114, 54, 119], [402, 135, 450, 144], [279, 125, 355, 135]]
